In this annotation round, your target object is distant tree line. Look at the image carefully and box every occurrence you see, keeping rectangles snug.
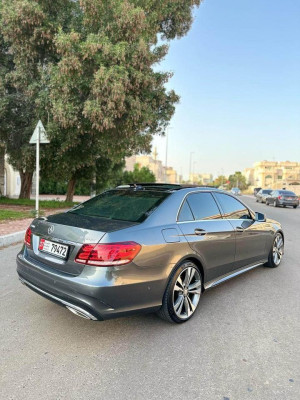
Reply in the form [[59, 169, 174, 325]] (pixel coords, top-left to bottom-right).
[[40, 163, 156, 195]]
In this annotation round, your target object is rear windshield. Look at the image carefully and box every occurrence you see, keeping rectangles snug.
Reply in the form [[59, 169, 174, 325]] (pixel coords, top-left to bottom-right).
[[262, 190, 272, 194], [69, 189, 170, 222], [279, 191, 296, 195]]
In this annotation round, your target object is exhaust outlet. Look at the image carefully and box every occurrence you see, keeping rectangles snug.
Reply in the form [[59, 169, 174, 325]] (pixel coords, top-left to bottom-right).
[[66, 306, 94, 320]]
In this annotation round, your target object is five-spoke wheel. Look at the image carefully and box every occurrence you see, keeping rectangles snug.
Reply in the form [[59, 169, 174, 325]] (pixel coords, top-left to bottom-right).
[[173, 266, 201, 320], [157, 261, 202, 323], [272, 233, 284, 266], [265, 232, 284, 268]]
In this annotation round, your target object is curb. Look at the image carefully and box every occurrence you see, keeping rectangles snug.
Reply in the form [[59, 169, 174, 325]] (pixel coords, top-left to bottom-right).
[[0, 230, 25, 248]]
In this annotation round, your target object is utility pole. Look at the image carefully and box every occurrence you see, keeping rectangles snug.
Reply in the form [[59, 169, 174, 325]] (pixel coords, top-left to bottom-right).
[[164, 126, 172, 182], [189, 152, 194, 183]]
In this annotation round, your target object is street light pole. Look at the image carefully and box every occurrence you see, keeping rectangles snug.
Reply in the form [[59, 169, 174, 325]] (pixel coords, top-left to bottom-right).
[[189, 152, 194, 183], [164, 126, 172, 183]]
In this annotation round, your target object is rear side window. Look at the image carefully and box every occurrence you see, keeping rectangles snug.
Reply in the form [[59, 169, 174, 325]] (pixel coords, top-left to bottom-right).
[[178, 200, 194, 222], [214, 193, 252, 220], [185, 192, 222, 220], [279, 191, 296, 196], [69, 190, 170, 222]]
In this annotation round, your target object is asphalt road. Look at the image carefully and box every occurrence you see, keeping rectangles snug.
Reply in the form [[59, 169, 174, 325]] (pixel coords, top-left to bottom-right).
[[1, 196, 299, 400]]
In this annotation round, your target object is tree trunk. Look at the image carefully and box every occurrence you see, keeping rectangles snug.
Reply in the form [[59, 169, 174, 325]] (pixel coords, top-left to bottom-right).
[[19, 171, 33, 199], [66, 177, 76, 202]]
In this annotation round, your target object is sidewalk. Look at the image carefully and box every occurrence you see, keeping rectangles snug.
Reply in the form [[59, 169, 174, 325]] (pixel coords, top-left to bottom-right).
[[0, 208, 69, 248]]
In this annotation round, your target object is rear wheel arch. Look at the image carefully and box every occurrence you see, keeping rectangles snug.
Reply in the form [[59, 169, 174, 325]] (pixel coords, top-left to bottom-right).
[[166, 255, 205, 292], [158, 257, 204, 323]]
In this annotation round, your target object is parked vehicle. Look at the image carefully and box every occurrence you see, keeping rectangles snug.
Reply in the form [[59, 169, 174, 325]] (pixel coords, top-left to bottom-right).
[[254, 187, 262, 196], [231, 187, 241, 196], [256, 189, 273, 203], [265, 190, 299, 208], [17, 184, 284, 324]]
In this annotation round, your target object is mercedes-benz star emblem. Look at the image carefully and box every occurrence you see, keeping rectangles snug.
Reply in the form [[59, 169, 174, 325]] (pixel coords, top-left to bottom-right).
[[48, 225, 54, 234]]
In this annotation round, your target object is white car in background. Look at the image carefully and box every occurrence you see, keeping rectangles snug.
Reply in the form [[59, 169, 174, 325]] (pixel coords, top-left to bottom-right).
[[231, 187, 241, 196]]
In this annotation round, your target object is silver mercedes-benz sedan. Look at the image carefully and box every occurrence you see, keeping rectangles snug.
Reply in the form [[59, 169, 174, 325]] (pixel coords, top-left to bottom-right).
[[16, 184, 284, 324]]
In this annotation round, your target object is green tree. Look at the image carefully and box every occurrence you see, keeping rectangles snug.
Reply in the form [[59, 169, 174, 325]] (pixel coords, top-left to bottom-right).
[[0, 0, 81, 197], [228, 171, 248, 190], [1, 0, 201, 200], [213, 175, 228, 188], [122, 163, 156, 184]]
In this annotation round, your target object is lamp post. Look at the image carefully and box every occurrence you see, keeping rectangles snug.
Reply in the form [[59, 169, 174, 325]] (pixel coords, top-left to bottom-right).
[[189, 152, 194, 183], [164, 126, 172, 182]]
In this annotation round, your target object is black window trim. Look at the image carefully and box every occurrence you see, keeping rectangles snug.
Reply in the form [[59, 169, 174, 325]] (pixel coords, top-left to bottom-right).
[[176, 190, 223, 223]]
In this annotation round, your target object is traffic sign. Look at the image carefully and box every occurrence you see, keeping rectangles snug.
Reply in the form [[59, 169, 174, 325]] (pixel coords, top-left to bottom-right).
[[29, 120, 49, 144], [29, 120, 50, 217]]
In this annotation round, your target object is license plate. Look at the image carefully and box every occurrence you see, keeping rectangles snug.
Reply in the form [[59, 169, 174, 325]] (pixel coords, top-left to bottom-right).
[[39, 238, 69, 259], [286, 197, 293, 200]]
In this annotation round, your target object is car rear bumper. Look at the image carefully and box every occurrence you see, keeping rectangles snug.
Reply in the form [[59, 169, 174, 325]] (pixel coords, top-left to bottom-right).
[[16, 251, 165, 321], [278, 200, 299, 207]]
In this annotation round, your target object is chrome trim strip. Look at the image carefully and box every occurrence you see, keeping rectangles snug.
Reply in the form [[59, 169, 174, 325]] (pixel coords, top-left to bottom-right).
[[204, 262, 265, 290], [19, 277, 98, 321]]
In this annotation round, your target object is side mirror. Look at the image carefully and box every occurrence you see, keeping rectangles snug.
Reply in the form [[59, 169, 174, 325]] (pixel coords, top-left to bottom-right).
[[255, 212, 266, 222]]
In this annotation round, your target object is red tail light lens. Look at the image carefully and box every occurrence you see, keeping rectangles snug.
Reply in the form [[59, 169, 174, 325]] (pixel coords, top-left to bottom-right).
[[75, 242, 141, 267], [24, 227, 32, 247], [278, 195, 282, 200]]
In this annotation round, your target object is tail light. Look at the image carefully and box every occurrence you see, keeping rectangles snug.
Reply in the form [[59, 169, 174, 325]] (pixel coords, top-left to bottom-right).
[[24, 227, 32, 247], [75, 242, 141, 267], [278, 195, 282, 200]]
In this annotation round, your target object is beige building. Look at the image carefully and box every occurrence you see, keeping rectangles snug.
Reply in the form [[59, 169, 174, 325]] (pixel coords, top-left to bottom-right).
[[244, 161, 300, 194], [125, 149, 178, 184], [0, 150, 22, 197], [189, 173, 213, 185]]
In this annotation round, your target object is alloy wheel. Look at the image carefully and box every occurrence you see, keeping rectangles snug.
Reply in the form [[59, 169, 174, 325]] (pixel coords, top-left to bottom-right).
[[273, 234, 284, 266], [172, 264, 201, 320]]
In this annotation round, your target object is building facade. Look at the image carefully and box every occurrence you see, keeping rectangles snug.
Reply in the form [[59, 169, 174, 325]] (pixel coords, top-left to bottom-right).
[[0, 149, 23, 197], [244, 161, 300, 194], [125, 149, 178, 184], [189, 173, 213, 185]]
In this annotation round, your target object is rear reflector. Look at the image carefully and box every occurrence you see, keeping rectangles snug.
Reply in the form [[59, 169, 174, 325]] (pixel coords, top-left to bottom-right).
[[75, 242, 141, 267], [24, 227, 32, 247]]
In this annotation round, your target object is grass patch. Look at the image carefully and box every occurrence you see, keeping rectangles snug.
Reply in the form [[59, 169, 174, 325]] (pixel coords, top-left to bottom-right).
[[0, 197, 78, 209], [0, 209, 31, 221]]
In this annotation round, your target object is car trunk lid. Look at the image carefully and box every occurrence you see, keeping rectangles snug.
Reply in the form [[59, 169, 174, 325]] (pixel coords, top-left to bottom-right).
[[26, 212, 138, 275]]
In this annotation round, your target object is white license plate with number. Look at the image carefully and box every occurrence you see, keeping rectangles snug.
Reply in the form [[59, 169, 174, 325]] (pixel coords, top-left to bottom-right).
[[39, 238, 69, 259]]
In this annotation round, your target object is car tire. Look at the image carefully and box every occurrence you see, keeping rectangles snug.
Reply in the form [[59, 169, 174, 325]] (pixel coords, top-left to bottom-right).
[[294, 205, 298, 209], [157, 261, 202, 323], [265, 233, 284, 268], [266, 201, 269, 206], [274, 201, 277, 207]]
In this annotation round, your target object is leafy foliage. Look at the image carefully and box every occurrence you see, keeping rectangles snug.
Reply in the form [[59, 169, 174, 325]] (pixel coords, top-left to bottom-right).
[[121, 163, 156, 184], [228, 171, 248, 190], [0, 0, 202, 200]]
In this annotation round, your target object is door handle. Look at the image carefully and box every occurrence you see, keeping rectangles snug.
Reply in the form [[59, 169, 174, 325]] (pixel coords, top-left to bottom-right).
[[194, 228, 207, 236], [235, 227, 244, 232]]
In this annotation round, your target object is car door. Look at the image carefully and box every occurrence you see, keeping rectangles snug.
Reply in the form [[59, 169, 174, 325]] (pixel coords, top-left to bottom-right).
[[213, 192, 268, 268], [177, 192, 236, 282]]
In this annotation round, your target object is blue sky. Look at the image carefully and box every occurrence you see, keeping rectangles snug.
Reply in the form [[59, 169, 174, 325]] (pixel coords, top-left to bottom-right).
[[152, 0, 300, 179]]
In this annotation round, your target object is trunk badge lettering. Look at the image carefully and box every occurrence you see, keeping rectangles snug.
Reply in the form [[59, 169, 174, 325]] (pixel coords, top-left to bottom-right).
[[48, 225, 55, 234]]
